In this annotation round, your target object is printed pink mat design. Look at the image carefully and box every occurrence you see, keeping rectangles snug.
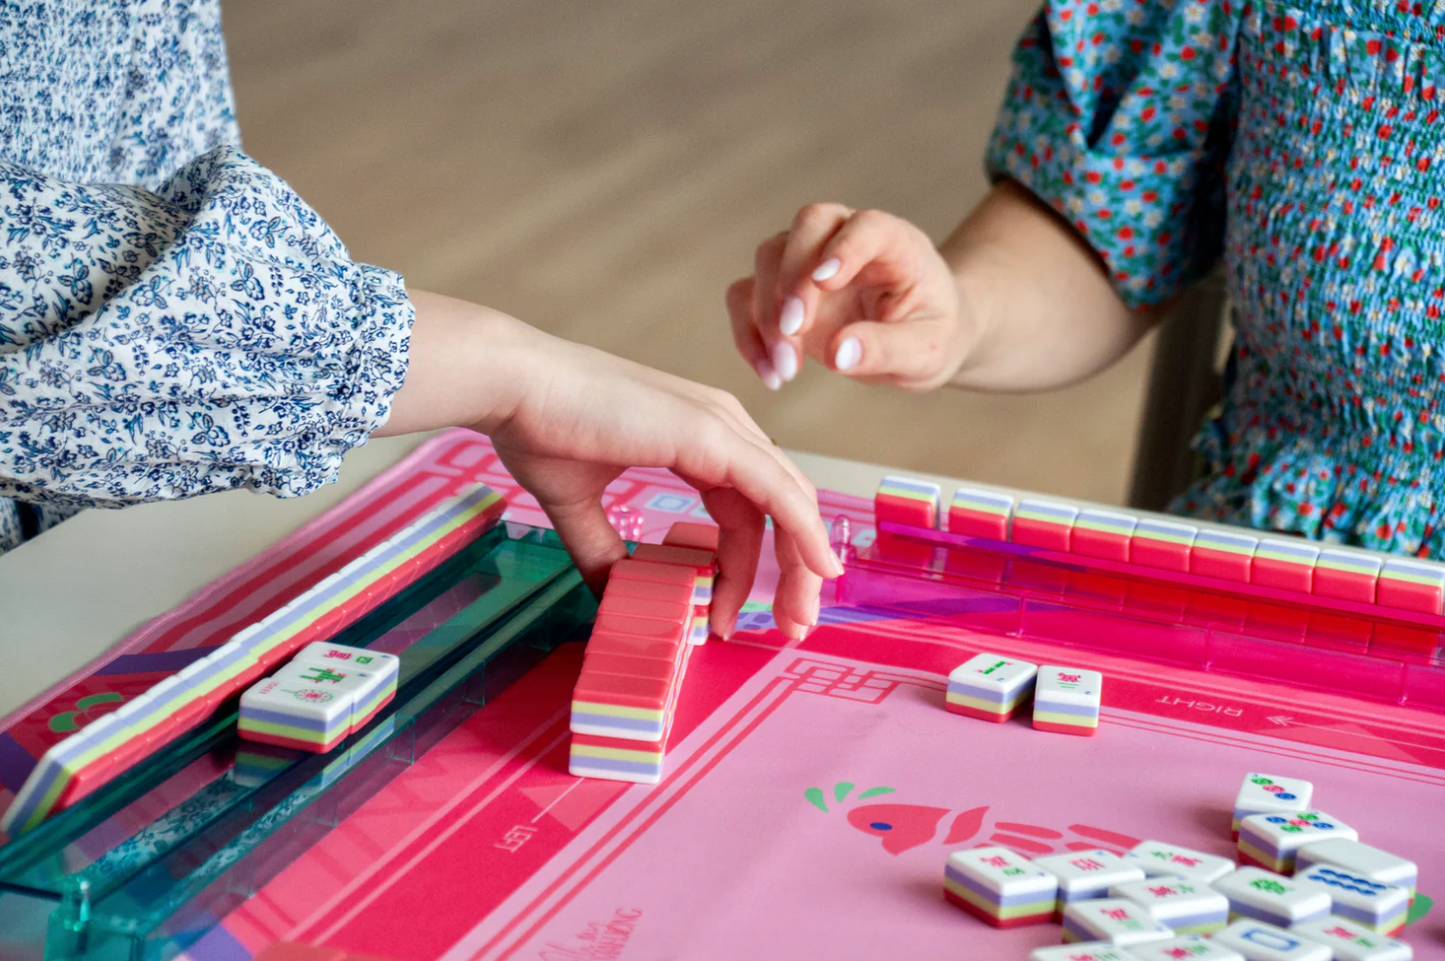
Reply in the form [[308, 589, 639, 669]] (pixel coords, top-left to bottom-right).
[[192, 609, 1445, 960]]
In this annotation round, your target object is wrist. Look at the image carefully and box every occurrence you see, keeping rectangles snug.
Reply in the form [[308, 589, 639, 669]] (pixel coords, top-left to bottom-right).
[[377, 288, 548, 438], [940, 242, 994, 389]]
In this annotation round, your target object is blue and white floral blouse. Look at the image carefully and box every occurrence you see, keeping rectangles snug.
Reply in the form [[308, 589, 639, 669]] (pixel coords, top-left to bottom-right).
[[0, 0, 414, 555]]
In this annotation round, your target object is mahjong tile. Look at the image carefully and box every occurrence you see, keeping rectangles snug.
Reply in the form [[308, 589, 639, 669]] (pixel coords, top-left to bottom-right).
[[1295, 839, 1417, 894], [1124, 935, 1245, 961], [1234, 773, 1313, 827], [1212, 919, 1332, 961], [946, 652, 1038, 719], [241, 660, 372, 729], [944, 846, 1057, 898], [1213, 867, 1332, 929], [1291, 916, 1412, 961], [1036, 666, 1103, 707], [1061, 898, 1175, 946], [294, 641, 396, 671], [948, 652, 1038, 697], [944, 846, 1057, 926], [1296, 866, 1410, 935], [1109, 876, 1229, 934], [1034, 849, 1145, 905], [1124, 840, 1236, 883], [1238, 811, 1358, 872]]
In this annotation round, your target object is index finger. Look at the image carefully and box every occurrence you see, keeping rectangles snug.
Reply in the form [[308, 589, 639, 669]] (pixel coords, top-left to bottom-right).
[[775, 203, 852, 341], [673, 421, 840, 583]]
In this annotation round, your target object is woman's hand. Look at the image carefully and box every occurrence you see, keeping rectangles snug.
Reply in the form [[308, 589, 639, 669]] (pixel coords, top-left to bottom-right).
[[727, 204, 973, 391], [379, 290, 840, 641]]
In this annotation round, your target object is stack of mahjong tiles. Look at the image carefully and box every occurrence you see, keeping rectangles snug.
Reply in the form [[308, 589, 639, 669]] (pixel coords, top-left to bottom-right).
[[238, 642, 400, 752], [940, 769, 1424, 961], [568, 522, 718, 785], [874, 474, 1445, 620], [946, 652, 1102, 735], [0, 483, 505, 837]]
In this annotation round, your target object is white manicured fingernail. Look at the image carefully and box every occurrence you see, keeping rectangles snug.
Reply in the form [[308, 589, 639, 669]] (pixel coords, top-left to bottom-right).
[[771, 340, 799, 382], [778, 297, 805, 336], [835, 336, 862, 371], [812, 257, 841, 282], [754, 358, 782, 391]]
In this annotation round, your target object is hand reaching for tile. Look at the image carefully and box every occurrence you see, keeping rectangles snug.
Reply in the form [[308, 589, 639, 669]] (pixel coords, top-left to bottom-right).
[[377, 290, 840, 641]]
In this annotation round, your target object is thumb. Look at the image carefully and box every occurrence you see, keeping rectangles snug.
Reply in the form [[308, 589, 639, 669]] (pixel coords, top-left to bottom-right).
[[827, 316, 962, 391]]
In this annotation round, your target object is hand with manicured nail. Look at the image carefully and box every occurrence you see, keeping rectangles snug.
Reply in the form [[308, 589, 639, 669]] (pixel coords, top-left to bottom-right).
[[378, 290, 841, 642], [725, 203, 970, 391]]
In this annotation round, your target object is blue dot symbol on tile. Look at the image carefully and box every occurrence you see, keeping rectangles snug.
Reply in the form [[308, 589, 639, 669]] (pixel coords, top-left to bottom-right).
[[1279, 792, 1296, 800]]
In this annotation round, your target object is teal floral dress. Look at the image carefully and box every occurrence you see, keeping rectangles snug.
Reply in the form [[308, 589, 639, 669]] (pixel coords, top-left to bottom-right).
[[988, 0, 1445, 557]]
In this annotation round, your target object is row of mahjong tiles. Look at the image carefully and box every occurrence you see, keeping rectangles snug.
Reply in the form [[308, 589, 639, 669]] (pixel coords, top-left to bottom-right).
[[0, 483, 505, 837], [568, 522, 720, 785], [941, 769, 1420, 961], [874, 475, 1445, 616]]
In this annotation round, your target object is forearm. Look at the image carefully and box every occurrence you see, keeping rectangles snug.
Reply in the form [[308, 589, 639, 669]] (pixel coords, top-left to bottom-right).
[[373, 288, 534, 438], [945, 180, 1165, 392]]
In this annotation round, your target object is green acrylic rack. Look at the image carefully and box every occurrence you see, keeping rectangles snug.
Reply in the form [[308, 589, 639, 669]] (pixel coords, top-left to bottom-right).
[[0, 522, 596, 961]]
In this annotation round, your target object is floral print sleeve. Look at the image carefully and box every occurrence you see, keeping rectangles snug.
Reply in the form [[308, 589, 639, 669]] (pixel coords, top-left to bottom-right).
[[986, 0, 1244, 307], [0, 146, 413, 510]]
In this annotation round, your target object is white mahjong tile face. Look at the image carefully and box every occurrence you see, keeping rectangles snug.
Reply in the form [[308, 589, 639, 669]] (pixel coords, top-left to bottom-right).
[[1296, 839, 1417, 887], [1235, 773, 1313, 815], [948, 846, 1054, 891], [1110, 877, 1226, 918], [1067, 899, 1175, 944], [295, 641, 398, 676], [1125, 935, 1243, 961], [1290, 917, 1411, 961], [948, 653, 1037, 691], [1213, 920, 1331, 961], [1035, 850, 1143, 891], [1297, 866, 1409, 920], [1037, 666, 1103, 705], [242, 661, 373, 724], [1124, 841, 1236, 882], [1242, 812, 1358, 851], [1029, 944, 1133, 961], [1214, 868, 1332, 922]]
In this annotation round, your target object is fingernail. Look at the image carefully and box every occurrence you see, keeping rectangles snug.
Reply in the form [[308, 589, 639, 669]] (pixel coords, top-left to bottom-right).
[[827, 553, 846, 577], [778, 297, 805, 336], [812, 257, 841, 283], [771, 340, 798, 382], [835, 336, 862, 371], [754, 358, 782, 391]]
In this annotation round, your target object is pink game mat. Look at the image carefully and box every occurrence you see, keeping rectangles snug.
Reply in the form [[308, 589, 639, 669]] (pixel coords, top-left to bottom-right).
[[5, 430, 1440, 960]]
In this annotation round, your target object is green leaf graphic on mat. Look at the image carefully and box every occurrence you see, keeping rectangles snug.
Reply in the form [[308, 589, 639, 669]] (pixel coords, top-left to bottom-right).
[[806, 783, 895, 813], [739, 600, 772, 614], [1407, 893, 1433, 926]]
